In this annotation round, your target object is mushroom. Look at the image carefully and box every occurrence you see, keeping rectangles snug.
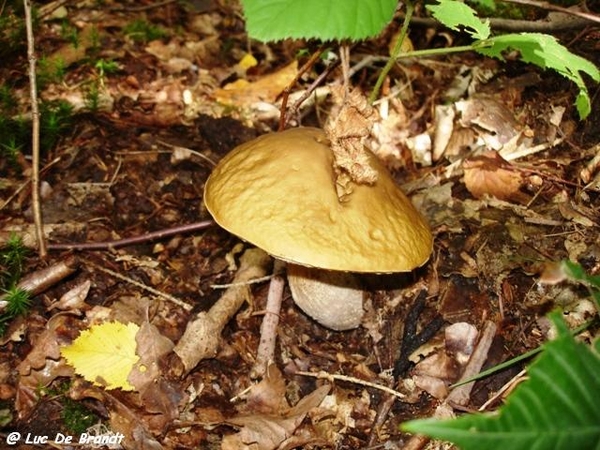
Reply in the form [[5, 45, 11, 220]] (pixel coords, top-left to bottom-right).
[[203, 127, 432, 330]]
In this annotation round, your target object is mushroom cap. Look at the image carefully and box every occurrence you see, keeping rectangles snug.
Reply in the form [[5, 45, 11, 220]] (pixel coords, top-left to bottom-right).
[[204, 127, 432, 273]]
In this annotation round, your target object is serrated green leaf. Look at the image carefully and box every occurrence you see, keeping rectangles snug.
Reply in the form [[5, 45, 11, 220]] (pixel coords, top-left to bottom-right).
[[476, 33, 599, 119], [402, 312, 600, 450], [427, 0, 490, 40], [240, 0, 397, 42]]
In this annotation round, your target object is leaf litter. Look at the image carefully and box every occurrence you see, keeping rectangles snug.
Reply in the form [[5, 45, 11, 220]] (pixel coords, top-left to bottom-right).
[[0, 1, 599, 449]]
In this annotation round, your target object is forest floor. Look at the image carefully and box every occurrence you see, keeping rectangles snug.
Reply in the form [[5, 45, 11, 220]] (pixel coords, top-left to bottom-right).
[[0, 1, 599, 449]]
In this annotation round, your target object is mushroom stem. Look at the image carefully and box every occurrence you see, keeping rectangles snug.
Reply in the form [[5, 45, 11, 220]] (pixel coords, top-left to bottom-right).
[[251, 273, 285, 379], [288, 264, 365, 331]]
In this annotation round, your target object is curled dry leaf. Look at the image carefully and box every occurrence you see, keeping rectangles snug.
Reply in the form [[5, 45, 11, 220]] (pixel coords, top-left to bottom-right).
[[324, 86, 378, 201], [47, 279, 91, 312], [128, 321, 182, 432]]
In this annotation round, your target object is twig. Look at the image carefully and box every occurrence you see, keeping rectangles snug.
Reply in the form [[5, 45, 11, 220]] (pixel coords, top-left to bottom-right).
[[250, 273, 285, 379], [500, 0, 600, 25], [211, 274, 273, 289], [282, 61, 339, 127], [295, 371, 406, 400], [279, 45, 327, 131], [108, 0, 177, 12], [23, 0, 46, 258], [47, 220, 215, 250], [0, 255, 79, 303], [407, 14, 595, 32], [83, 259, 193, 311]]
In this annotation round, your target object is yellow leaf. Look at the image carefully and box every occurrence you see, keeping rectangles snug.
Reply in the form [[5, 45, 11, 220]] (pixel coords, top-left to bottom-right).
[[61, 321, 140, 391], [238, 53, 258, 71]]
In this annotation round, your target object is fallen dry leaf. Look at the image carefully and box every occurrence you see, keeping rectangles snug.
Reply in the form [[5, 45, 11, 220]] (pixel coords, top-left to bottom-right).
[[463, 151, 528, 203], [16, 315, 76, 419], [214, 61, 298, 108], [222, 366, 330, 450]]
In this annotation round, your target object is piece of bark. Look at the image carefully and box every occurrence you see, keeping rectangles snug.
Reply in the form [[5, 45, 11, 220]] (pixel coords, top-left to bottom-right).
[[173, 248, 271, 373], [446, 320, 497, 406]]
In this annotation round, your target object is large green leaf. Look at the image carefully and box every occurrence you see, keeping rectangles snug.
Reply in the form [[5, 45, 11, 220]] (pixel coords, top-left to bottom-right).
[[402, 312, 600, 450], [240, 0, 398, 42]]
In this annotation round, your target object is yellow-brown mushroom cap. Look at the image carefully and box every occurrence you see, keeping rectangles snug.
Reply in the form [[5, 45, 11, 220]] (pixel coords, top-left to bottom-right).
[[204, 127, 432, 273]]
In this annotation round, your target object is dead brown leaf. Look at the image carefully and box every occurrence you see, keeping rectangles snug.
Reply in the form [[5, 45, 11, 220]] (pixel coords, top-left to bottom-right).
[[463, 151, 529, 203], [214, 61, 298, 108], [15, 315, 77, 419], [222, 366, 330, 450], [325, 86, 378, 200]]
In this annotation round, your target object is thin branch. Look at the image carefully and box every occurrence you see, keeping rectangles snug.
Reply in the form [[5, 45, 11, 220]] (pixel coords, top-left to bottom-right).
[[408, 13, 596, 32], [23, 0, 46, 258], [296, 371, 406, 400], [47, 220, 215, 251], [500, 0, 600, 25]]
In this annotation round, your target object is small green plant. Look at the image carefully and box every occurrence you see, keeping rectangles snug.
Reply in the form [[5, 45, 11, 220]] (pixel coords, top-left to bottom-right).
[[0, 234, 31, 334], [426, 0, 598, 118], [124, 19, 168, 43], [84, 59, 119, 111], [0, 86, 28, 167], [85, 82, 101, 112], [37, 56, 67, 87], [0, 96, 72, 168], [94, 58, 120, 79], [1, 286, 31, 318], [61, 397, 98, 434], [39, 100, 74, 151], [46, 381, 100, 434], [0, 285, 32, 336], [0, 233, 29, 284], [60, 19, 80, 48], [402, 312, 600, 450], [0, 7, 27, 58], [0, 85, 17, 111], [0, 137, 24, 169]]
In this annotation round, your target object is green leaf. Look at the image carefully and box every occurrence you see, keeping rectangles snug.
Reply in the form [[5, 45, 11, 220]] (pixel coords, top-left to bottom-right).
[[427, 0, 490, 40], [402, 312, 600, 450], [476, 33, 600, 119], [240, 0, 398, 42]]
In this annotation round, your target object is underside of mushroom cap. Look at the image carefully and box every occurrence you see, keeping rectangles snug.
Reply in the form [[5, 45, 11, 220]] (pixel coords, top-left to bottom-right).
[[204, 127, 432, 273]]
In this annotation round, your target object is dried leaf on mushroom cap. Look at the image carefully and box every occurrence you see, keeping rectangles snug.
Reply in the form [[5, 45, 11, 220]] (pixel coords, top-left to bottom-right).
[[325, 86, 378, 201], [204, 127, 432, 273]]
